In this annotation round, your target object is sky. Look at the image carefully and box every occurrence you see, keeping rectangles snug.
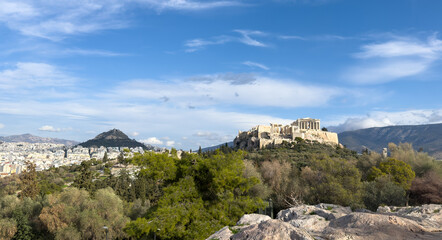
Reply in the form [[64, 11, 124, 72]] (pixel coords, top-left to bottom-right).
[[0, 0, 442, 150]]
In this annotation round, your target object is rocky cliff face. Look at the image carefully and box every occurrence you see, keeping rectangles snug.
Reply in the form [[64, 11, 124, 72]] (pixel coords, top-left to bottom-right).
[[207, 203, 442, 240]]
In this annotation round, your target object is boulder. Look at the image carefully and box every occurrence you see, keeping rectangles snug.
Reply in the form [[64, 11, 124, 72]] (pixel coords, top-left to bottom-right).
[[323, 212, 442, 240], [231, 219, 315, 240], [287, 214, 329, 234], [376, 205, 391, 213], [237, 214, 271, 226], [314, 203, 352, 220], [205, 226, 233, 240], [276, 205, 318, 222]]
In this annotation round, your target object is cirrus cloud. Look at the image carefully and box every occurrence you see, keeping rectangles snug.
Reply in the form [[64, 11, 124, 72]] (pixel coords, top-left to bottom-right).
[[0, 0, 244, 40], [344, 34, 442, 84]]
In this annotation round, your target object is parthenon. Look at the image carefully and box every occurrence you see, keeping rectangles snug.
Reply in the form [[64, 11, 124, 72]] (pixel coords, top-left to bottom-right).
[[234, 118, 339, 150]]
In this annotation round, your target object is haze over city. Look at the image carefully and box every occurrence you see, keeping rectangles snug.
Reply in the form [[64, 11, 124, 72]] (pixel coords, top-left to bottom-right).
[[1, 0, 442, 149]]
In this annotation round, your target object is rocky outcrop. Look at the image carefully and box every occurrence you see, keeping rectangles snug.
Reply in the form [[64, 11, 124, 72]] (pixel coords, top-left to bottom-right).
[[323, 212, 435, 240], [208, 204, 442, 240], [206, 226, 233, 240], [377, 204, 442, 232], [237, 214, 271, 225], [231, 219, 314, 240]]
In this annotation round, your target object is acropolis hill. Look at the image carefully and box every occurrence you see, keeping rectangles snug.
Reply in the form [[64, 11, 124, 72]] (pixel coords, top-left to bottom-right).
[[234, 118, 339, 150]]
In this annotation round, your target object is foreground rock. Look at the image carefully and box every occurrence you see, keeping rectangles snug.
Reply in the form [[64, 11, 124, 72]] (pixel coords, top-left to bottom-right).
[[377, 204, 442, 232], [323, 212, 440, 240], [237, 214, 271, 225], [207, 204, 442, 240], [231, 219, 314, 240], [206, 226, 233, 240]]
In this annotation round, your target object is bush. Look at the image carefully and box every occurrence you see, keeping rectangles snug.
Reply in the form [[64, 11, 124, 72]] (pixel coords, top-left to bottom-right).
[[409, 171, 442, 204], [363, 176, 406, 211]]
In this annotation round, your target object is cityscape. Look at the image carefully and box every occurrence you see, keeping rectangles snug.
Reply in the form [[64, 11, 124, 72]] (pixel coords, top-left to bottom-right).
[[0, 141, 147, 176]]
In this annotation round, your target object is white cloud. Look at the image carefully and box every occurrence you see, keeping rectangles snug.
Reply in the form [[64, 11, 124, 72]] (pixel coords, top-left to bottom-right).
[[234, 30, 267, 47], [166, 140, 175, 147], [131, 132, 139, 137], [110, 75, 342, 108], [184, 36, 232, 52], [344, 60, 430, 85], [194, 131, 232, 143], [141, 137, 163, 145], [136, 0, 243, 11], [0, 123, 4, 129], [344, 35, 442, 84], [0, 1, 37, 19], [242, 61, 269, 70], [38, 125, 61, 132], [185, 29, 268, 52], [355, 37, 442, 59], [0, 0, 242, 40], [0, 62, 75, 90], [62, 48, 128, 57], [330, 109, 442, 132], [0, 62, 368, 149]]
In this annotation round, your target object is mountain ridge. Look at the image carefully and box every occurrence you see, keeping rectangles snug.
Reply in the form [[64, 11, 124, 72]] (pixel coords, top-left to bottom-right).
[[0, 133, 78, 146], [338, 123, 442, 159]]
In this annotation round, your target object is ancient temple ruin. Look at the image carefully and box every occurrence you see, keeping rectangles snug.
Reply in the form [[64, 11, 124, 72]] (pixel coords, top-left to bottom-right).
[[234, 118, 339, 150]]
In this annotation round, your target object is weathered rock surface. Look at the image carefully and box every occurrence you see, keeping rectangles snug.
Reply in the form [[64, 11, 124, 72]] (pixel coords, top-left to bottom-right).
[[237, 214, 271, 226], [323, 212, 441, 240], [209, 204, 442, 240], [206, 226, 233, 240], [231, 219, 314, 240], [377, 204, 442, 232]]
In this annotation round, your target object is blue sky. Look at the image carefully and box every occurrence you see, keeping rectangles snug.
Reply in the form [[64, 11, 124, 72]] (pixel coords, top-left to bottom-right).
[[0, 0, 442, 149]]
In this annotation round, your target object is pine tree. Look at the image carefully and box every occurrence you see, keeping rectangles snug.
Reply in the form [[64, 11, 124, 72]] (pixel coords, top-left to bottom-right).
[[19, 161, 39, 199], [73, 161, 94, 191]]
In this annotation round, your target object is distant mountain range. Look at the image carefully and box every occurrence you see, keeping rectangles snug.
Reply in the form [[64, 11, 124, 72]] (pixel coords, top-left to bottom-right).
[[0, 133, 78, 146], [78, 129, 150, 149], [339, 123, 442, 159], [201, 141, 234, 152]]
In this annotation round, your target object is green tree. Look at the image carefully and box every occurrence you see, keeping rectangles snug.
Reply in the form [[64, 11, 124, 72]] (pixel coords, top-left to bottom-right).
[[0, 218, 17, 240], [39, 188, 129, 240], [73, 161, 94, 191], [19, 162, 39, 200], [301, 155, 363, 208], [363, 176, 407, 211], [11, 209, 33, 240], [389, 143, 442, 177], [368, 158, 415, 190], [125, 150, 264, 240], [103, 152, 108, 162]]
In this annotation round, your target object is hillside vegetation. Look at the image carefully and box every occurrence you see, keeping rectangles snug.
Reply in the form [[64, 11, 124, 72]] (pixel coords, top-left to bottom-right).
[[0, 142, 440, 239]]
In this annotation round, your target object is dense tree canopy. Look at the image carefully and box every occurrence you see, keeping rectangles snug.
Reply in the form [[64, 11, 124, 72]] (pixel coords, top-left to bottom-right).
[[0, 140, 440, 239]]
